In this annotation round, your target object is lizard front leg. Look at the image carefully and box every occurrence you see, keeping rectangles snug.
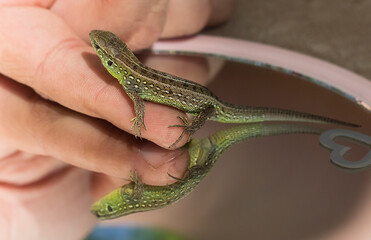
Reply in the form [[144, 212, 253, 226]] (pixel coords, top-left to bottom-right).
[[130, 170, 144, 199], [169, 107, 215, 149], [126, 89, 146, 138]]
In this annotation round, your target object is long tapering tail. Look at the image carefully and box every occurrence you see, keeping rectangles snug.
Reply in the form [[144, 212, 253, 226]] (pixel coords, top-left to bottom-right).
[[213, 102, 359, 127]]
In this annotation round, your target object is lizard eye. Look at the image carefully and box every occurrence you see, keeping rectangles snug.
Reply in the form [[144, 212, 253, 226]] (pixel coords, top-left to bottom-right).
[[95, 44, 100, 50], [107, 205, 113, 212], [107, 60, 113, 67]]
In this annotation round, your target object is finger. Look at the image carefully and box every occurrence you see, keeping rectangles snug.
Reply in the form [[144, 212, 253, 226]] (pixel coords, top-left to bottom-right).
[[161, 0, 236, 38], [0, 75, 189, 183], [50, 0, 169, 49], [0, 151, 66, 185], [0, 0, 55, 8], [3, 0, 235, 48], [161, 0, 211, 38], [50, 0, 235, 47], [0, 1, 167, 49], [0, 6, 206, 148], [207, 0, 237, 26]]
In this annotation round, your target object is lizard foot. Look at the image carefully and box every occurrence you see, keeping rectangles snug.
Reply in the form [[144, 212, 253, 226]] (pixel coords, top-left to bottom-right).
[[130, 116, 146, 139], [168, 116, 194, 149]]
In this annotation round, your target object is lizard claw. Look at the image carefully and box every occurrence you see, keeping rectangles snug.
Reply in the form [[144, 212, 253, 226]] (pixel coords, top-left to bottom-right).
[[167, 172, 185, 182], [131, 117, 146, 139]]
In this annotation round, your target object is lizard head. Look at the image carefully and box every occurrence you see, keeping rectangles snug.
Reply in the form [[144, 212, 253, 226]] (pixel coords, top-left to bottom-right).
[[89, 30, 131, 81], [90, 182, 142, 220]]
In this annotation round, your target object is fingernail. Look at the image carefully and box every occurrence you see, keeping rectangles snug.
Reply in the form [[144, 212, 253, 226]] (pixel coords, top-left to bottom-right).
[[139, 141, 185, 169]]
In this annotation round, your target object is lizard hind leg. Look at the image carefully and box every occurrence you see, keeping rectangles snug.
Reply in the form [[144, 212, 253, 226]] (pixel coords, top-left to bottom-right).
[[168, 107, 216, 149]]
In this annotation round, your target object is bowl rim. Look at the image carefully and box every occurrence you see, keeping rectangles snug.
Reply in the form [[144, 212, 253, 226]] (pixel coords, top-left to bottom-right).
[[153, 35, 371, 111]]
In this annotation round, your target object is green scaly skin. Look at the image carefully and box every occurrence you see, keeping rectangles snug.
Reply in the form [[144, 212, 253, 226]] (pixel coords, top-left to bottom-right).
[[90, 123, 322, 220], [89, 30, 358, 148]]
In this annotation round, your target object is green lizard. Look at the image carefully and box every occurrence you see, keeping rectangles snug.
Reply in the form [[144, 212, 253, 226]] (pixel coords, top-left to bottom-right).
[[90, 123, 322, 219], [89, 30, 358, 148]]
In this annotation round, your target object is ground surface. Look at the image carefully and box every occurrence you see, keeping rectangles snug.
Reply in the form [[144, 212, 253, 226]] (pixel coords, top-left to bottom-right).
[[205, 0, 371, 81]]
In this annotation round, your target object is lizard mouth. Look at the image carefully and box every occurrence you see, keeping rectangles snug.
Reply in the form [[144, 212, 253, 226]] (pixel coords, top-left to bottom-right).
[[90, 208, 101, 218], [90, 207, 121, 220], [89, 30, 105, 51], [90, 209, 132, 220], [89, 37, 100, 51], [93, 43, 100, 50]]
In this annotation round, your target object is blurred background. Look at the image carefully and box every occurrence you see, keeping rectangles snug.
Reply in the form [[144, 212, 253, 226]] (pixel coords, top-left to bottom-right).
[[205, 0, 371, 81]]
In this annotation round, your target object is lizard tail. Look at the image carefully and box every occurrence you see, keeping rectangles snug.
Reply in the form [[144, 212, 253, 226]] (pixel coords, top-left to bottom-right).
[[213, 102, 359, 127]]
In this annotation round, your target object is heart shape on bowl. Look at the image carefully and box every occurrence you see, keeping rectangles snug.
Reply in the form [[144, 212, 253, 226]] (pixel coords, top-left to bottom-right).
[[320, 129, 371, 169]]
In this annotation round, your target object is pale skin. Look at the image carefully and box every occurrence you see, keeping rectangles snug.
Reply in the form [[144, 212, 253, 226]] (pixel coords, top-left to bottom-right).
[[0, 0, 235, 238]]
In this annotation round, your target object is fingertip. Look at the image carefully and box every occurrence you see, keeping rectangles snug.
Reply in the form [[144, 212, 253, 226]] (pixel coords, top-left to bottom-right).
[[207, 0, 237, 26], [136, 140, 189, 185], [161, 0, 211, 38], [140, 101, 189, 149]]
